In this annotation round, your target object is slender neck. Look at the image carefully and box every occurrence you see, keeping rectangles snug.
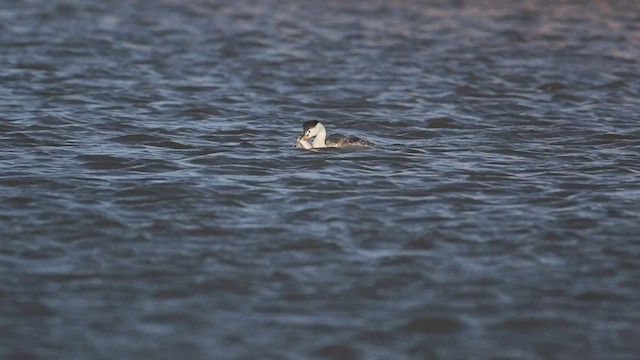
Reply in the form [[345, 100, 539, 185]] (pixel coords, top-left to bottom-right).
[[312, 123, 327, 148]]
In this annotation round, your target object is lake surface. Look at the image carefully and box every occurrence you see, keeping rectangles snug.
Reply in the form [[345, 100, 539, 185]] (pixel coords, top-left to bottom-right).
[[2, 0, 639, 359]]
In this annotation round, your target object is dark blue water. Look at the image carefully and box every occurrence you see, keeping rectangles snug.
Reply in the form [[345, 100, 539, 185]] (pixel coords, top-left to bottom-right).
[[2, 0, 640, 359]]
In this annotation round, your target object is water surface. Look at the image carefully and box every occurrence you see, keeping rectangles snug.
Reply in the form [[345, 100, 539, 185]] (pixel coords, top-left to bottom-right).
[[1, 0, 639, 359]]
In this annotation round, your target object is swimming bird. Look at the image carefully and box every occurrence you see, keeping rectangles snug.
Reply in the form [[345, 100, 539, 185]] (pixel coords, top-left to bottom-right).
[[300, 120, 374, 148]]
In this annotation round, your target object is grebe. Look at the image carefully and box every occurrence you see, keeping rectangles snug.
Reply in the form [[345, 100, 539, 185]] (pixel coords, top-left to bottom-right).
[[300, 120, 374, 149]]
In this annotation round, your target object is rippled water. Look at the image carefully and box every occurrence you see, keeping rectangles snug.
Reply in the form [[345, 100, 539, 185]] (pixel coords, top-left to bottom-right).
[[2, 0, 640, 359]]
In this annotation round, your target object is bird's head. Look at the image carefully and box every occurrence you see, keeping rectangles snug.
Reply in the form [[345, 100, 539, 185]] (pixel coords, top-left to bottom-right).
[[301, 120, 321, 140]]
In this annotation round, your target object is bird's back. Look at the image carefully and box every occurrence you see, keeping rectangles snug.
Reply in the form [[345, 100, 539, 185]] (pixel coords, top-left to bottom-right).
[[326, 134, 374, 148]]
